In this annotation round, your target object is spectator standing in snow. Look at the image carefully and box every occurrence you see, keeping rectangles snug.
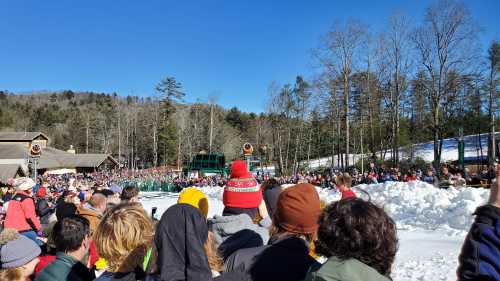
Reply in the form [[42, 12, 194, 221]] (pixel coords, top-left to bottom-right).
[[208, 160, 270, 260], [4, 177, 43, 245], [335, 173, 356, 200], [421, 169, 439, 186], [306, 198, 398, 281], [457, 164, 500, 281]]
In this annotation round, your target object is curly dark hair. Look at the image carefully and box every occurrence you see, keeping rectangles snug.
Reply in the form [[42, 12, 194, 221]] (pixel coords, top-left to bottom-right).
[[315, 198, 398, 277]]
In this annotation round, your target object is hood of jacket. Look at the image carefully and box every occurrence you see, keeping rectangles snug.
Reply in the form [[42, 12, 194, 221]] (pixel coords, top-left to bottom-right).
[[309, 256, 391, 281], [155, 203, 212, 281]]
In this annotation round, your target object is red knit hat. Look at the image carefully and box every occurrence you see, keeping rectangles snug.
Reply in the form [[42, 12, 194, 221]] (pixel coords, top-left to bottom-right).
[[274, 183, 321, 234], [36, 186, 47, 198], [223, 160, 262, 209]]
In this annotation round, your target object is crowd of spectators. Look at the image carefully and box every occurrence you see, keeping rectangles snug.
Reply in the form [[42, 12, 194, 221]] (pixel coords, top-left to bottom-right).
[[0, 160, 498, 280]]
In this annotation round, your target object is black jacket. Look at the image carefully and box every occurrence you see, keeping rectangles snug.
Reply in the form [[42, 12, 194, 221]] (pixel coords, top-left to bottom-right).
[[36, 198, 53, 224], [225, 235, 320, 281], [155, 203, 212, 281], [457, 204, 500, 281]]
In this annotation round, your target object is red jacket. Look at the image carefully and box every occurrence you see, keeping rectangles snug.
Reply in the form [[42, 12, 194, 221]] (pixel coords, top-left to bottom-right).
[[341, 189, 357, 200], [4, 191, 42, 232]]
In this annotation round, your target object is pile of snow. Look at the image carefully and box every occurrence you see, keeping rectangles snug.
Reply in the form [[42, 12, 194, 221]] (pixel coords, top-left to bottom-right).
[[317, 181, 489, 235], [141, 181, 489, 235]]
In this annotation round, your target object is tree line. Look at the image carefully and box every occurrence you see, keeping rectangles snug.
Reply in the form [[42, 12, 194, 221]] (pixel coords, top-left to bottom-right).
[[0, 0, 498, 175]]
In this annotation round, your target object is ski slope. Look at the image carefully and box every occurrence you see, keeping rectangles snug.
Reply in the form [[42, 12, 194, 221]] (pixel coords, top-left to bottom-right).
[[139, 181, 489, 281]]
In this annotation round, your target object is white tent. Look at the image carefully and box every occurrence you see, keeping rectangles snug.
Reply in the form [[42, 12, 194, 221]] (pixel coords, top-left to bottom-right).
[[44, 168, 76, 175]]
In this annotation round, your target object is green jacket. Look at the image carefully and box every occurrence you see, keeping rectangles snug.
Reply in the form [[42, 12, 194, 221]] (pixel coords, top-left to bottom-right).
[[305, 257, 391, 281], [34, 252, 94, 281]]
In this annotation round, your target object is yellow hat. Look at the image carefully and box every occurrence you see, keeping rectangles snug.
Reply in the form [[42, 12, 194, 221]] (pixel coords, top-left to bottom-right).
[[177, 187, 209, 218]]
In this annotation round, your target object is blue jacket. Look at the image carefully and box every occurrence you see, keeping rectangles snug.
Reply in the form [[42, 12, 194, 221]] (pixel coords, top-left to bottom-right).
[[457, 205, 500, 281]]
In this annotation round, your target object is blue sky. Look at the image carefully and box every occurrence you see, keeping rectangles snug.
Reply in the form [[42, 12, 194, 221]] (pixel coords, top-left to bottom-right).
[[0, 0, 498, 112]]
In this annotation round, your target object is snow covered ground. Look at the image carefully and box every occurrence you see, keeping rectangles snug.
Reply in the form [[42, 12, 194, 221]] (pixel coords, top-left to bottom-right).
[[139, 181, 490, 281]]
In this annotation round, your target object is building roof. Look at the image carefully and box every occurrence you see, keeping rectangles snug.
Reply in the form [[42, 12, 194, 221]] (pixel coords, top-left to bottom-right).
[[0, 143, 29, 159], [0, 143, 117, 170], [0, 132, 49, 142], [0, 164, 25, 183]]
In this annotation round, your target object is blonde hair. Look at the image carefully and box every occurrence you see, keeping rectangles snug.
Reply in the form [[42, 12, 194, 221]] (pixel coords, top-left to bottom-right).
[[0, 267, 23, 281], [204, 231, 223, 272], [94, 203, 154, 272]]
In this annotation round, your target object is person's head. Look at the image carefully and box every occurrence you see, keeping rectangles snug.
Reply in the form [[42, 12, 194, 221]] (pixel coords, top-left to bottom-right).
[[56, 201, 78, 221], [155, 204, 212, 280], [120, 185, 140, 203], [88, 193, 107, 214], [0, 229, 41, 281], [53, 215, 90, 260], [177, 187, 209, 218], [271, 183, 321, 243], [94, 203, 154, 273], [223, 161, 261, 218], [335, 173, 352, 191], [442, 166, 449, 175], [13, 177, 35, 195], [315, 199, 398, 277], [426, 169, 433, 176]]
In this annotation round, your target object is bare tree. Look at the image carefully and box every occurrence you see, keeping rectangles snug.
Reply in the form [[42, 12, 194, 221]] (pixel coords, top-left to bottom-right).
[[413, 0, 478, 171], [318, 19, 367, 168], [380, 12, 413, 165]]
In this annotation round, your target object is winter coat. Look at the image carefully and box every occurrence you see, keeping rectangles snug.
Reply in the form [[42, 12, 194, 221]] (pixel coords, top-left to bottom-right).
[[94, 268, 159, 281], [225, 235, 320, 281], [305, 256, 390, 281], [457, 204, 500, 281], [155, 203, 212, 281], [421, 175, 438, 186], [78, 205, 102, 234], [208, 214, 269, 260], [36, 198, 54, 225], [34, 252, 95, 281], [4, 191, 41, 232], [340, 190, 356, 200]]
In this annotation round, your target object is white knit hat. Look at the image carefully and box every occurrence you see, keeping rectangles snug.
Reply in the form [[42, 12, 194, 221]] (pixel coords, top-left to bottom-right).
[[13, 177, 35, 191]]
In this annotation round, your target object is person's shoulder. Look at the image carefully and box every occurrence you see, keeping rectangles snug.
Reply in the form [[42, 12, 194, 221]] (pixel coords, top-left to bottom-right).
[[317, 257, 390, 281]]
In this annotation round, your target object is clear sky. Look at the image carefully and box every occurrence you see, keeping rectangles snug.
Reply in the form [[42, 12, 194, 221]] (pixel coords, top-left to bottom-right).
[[0, 0, 498, 113]]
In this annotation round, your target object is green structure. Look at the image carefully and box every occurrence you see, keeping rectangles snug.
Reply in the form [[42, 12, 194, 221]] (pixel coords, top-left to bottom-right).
[[183, 153, 228, 176]]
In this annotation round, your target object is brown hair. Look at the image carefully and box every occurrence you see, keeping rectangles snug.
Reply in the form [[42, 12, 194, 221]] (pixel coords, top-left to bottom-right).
[[204, 231, 223, 272], [120, 185, 139, 202], [315, 199, 398, 277], [94, 203, 154, 272], [335, 173, 352, 188], [0, 267, 23, 281]]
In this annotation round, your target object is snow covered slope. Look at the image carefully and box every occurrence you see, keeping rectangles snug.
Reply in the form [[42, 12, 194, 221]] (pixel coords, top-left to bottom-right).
[[139, 182, 489, 281]]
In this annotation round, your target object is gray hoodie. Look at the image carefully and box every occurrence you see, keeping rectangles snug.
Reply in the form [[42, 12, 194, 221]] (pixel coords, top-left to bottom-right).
[[208, 214, 270, 260]]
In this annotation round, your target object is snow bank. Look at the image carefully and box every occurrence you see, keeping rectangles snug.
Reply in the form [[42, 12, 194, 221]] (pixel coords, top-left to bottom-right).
[[317, 181, 489, 235], [141, 181, 489, 235]]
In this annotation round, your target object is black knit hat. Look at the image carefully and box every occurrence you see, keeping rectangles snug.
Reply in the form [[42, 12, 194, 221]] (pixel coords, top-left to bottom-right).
[[56, 202, 77, 221]]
